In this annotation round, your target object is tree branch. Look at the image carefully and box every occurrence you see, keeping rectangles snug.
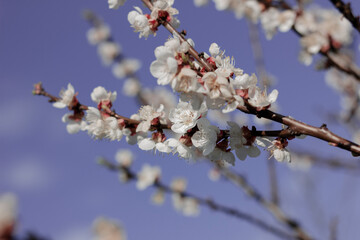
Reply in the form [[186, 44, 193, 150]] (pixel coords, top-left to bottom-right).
[[237, 102, 360, 156], [100, 159, 297, 240], [329, 0, 360, 34], [217, 166, 312, 240], [34, 83, 360, 156]]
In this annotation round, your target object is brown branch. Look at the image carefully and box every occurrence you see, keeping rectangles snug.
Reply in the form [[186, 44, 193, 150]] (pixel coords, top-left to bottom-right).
[[217, 166, 312, 240], [329, 0, 360, 34], [99, 159, 297, 240], [237, 102, 360, 156]]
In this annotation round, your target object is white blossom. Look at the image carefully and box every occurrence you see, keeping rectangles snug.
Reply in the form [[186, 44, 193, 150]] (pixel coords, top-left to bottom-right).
[[53, 83, 75, 109], [278, 10, 296, 32], [213, 0, 232, 11], [62, 113, 87, 134], [209, 43, 220, 56], [97, 42, 121, 65], [248, 87, 278, 109], [257, 138, 291, 162], [171, 178, 187, 192], [151, 189, 165, 205], [194, 0, 209, 7], [91, 86, 117, 104], [260, 8, 280, 40], [167, 138, 195, 159], [112, 59, 141, 79], [207, 148, 235, 166], [151, 0, 179, 21], [128, 7, 154, 39], [108, 0, 126, 9], [115, 149, 134, 167], [172, 67, 198, 92], [87, 25, 110, 45], [85, 107, 122, 141], [172, 194, 199, 217], [233, 73, 257, 90], [208, 167, 221, 181], [261, 8, 296, 39], [105, 116, 123, 141], [136, 164, 161, 190], [300, 32, 328, 55], [125, 130, 147, 145], [227, 121, 260, 161], [169, 101, 206, 134], [202, 71, 233, 99], [273, 148, 291, 162], [234, 0, 262, 23], [191, 118, 219, 156], [294, 11, 317, 35], [85, 107, 106, 139], [150, 46, 178, 85], [136, 105, 163, 132], [122, 78, 141, 97]]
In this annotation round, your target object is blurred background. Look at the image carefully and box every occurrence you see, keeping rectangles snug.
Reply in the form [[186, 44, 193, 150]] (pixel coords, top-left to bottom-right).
[[1, 0, 360, 239]]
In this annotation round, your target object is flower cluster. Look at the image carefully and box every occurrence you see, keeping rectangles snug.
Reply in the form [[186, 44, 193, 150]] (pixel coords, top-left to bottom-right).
[[128, 1, 180, 39], [53, 41, 284, 165], [296, 8, 352, 65], [53, 1, 301, 167], [198, 1, 353, 66]]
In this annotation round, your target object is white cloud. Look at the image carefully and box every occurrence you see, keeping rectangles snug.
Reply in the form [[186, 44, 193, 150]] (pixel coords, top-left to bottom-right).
[[0, 99, 36, 139], [2, 155, 53, 191]]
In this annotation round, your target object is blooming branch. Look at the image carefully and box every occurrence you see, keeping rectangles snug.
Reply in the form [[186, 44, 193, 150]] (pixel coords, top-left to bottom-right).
[[98, 158, 297, 240], [216, 165, 312, 240]]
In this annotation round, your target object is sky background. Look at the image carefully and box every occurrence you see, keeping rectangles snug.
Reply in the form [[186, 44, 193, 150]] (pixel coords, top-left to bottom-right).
[[1, 0, 360, 239]]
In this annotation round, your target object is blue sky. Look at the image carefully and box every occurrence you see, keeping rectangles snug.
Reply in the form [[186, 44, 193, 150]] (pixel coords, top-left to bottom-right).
[[1, 0, 360, 239]]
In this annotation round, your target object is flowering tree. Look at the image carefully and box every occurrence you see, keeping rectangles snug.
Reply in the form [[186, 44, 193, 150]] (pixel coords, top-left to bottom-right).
[[3, 0, 360, 239]]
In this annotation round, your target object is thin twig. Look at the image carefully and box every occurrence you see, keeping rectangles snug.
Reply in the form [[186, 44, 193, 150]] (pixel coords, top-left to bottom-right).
[[329, 217, 339, 240], [100, 159, 296, 240], [247, 20, 270, 88], [218, 166, 312, 240], [329, 0, 360, 34], [83, 10, 148, 106], [268, 158, 280, 205], [247, 19, 279, 205]]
